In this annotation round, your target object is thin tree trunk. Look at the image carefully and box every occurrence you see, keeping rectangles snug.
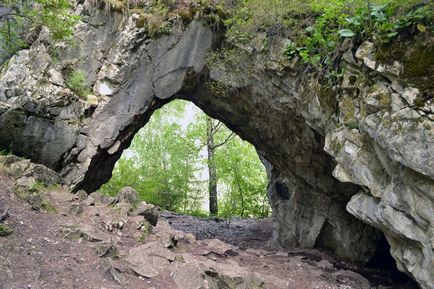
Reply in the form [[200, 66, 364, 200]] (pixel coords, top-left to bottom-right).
[[234, 169, 245, 217], [206, 116, 218, 216]]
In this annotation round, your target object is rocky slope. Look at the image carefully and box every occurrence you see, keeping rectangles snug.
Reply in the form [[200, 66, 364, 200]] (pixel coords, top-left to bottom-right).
[[0, 156, 418, 289], [0, 1, 432, 288]]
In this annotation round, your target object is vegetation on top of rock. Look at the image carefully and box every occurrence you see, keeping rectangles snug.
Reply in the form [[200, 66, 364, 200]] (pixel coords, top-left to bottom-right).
[[65, 69, 91, 99], [216, 0, 433, 83], [284, 0, 432, 70], [0, 0, 79, 57]]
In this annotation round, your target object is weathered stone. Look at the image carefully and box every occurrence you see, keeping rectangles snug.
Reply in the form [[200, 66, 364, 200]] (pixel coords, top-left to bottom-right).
[[68, 203, 84, 216], [133, 201, 159, 226], [116, 186, 138, 204], [0, 8, 432, 289], [74, 189, 88, 201], [204, 239, 237, 256], [96, 243, 119, 258], [126, 241, 176, 278], [85, 192, 115, 206], [61, 224, 111, 243], [170, 253, 265, 289]]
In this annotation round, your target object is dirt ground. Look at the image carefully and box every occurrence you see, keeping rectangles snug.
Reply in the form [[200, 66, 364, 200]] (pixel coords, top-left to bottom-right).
[[161, 211, 275, 250], [0, 171, 419, 289]]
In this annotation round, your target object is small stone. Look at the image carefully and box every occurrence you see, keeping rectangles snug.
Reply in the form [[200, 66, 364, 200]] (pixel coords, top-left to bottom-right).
[[68, 203, 83, 215], [116, 187, 138, 204], [133, 202, 159, 226], [74, 190, 88, 201], [98, 82, 114, 96]]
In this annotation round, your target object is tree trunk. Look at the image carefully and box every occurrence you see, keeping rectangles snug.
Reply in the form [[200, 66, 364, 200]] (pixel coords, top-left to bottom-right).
[[206, 116, 218, 216]]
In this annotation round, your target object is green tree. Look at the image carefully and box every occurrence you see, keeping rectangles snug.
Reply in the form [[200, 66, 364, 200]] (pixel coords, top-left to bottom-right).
[[101, 100, 270, 218], [213, 125, 269, 218], [100, 100, 204, 213], [205, 116, 235, 216]]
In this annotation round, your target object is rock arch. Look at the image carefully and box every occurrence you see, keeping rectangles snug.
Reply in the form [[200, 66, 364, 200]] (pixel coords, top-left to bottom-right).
[[0, 7, 432, 288]]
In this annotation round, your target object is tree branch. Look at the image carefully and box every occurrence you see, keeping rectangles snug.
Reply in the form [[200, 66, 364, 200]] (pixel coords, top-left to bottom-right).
[[211, 122, 223, 135], [212, 132, 235, 150]]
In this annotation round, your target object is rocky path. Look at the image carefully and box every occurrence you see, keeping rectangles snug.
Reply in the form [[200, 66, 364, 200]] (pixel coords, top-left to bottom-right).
[[0, 156, 418, 289], [161, 211, 274, 251]]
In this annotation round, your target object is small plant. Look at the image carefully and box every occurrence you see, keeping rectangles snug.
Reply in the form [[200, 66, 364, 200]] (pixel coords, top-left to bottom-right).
[[188, 209, 208, 218], [41, 200, 57, 213], [65, 70, 91, 98], [344, 120, 359, 129], [0, 150, 11, 156], [28, 181, 45, 193], [0, 224, 13, 237], [282, 0, 433, 79]]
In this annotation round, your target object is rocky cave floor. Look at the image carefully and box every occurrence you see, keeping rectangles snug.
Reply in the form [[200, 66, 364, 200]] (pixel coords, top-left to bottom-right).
[[0, 171, 419, 289]]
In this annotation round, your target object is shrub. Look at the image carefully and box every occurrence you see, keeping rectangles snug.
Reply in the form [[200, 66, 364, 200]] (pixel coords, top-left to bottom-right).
[[65, 70, 90, 98]]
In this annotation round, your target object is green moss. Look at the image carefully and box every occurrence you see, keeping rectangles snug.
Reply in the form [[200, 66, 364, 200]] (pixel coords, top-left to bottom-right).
[[178, 7, 194, 23], [65, 70, 91, 99], [344, 120, 359, 129], [378, 93, 391, 107], [318, 85, 338, 114], [375, 33, 434, 96], [28, 181, 45, 193], [0, 149, 11, 156], [340, 96, 356, 122], [137, 221, 152, 243], [329, 137, 344, 153], [0, 224, 13, 237], [41, 200, 57, 213]]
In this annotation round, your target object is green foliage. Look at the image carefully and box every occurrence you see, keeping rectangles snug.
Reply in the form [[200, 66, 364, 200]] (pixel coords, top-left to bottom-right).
[[215, 134, 270, 218], [141, 2, 172, 37], [41, 199, 57, 213], [100, 100, 269, 218], [0, 149, 11, 156], [0, 0, 79, 56], [28, 181, 45, 193], [283, 0, 433, 69], [100, 100, 204, 213], [219, 0, 432, 84], [65, 69, 90, 98], [224, 0, 308, 42], [0, 224, 13, 237]]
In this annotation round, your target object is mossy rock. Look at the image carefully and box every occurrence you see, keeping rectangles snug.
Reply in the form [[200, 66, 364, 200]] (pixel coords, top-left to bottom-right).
[[41, 200, 57, 213], [375, 34, 434, 97]]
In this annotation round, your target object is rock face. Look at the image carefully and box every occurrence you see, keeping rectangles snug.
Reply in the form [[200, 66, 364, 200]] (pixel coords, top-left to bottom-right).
[[0, 2, 432, 288]]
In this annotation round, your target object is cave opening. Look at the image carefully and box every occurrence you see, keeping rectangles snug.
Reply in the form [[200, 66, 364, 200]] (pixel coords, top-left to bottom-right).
[[98, 99, 271, 219], [89, 97, 415, 288], [365, 234, 419, 288]]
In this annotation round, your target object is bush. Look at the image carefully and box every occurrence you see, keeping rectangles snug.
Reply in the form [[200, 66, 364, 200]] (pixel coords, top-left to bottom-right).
[[65, 70, 90, 98]]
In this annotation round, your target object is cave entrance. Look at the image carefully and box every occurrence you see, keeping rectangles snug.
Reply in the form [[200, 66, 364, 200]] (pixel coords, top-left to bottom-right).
[[98, 99, 271, 219]]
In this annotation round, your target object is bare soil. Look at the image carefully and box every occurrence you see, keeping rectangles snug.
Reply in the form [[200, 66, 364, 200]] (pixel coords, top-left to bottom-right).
[[0, 172, 419, 289]]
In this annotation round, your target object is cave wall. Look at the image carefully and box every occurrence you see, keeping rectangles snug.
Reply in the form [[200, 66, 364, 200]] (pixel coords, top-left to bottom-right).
[[0, 3, 433, 288]]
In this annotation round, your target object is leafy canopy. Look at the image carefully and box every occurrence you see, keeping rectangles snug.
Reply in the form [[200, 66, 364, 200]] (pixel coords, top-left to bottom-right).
[[100, 100, 270, 218]]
